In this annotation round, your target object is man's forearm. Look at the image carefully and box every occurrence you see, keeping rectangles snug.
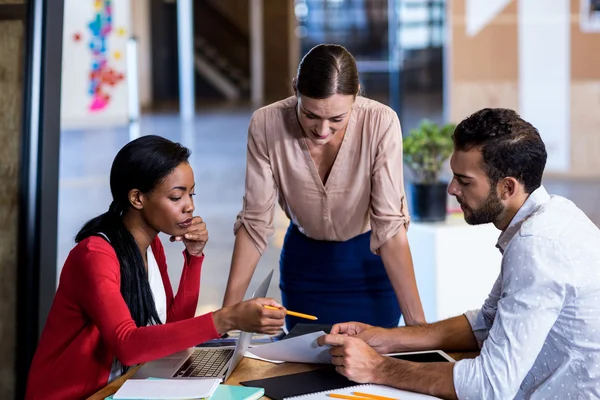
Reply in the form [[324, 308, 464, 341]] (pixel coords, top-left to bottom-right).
[[222, 227, 261, 307], [379, 230, 426, 325], [385, 315, 480, 353], [375, 357, 457, 400]]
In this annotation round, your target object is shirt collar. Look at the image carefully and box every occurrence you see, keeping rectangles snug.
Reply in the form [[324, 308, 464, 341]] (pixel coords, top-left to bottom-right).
[[496, 185, 551, 252]]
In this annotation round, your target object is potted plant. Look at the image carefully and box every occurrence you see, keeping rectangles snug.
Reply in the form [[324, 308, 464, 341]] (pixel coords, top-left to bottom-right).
[[403, 120, 456, 222]]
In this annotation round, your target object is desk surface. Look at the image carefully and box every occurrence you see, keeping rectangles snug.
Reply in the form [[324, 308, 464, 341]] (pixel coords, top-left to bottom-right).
[[87, 352, 479, 400]]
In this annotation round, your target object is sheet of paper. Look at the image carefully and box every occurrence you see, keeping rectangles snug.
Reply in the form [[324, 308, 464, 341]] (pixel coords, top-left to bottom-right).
[[244, 351, 285, 364], [245, 331, 332, 364], [113, 378, 220, 399]]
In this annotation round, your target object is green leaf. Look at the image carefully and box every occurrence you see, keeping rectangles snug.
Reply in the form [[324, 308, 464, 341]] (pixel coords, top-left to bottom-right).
[[403, 120, 456, 184]]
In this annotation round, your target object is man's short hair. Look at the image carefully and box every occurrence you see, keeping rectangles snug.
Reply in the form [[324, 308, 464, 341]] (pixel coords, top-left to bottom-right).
[[452, 108, 547, 193]]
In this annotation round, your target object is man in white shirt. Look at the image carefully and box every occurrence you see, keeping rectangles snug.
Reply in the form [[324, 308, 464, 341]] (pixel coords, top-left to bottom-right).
[[318, 108, 600, 399]]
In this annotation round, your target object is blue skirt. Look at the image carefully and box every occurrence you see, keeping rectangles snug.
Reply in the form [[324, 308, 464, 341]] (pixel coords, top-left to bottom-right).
[[279, 223, 401, 330]]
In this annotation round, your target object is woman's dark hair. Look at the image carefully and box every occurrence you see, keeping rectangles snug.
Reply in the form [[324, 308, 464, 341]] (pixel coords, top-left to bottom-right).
[[452, 108, 547, 193], [295, 44, 361, 99], [76, 135, 191, 332]]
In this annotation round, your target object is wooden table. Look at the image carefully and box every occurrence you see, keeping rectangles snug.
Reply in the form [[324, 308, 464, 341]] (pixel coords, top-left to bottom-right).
[[87, 352, 479, 400]]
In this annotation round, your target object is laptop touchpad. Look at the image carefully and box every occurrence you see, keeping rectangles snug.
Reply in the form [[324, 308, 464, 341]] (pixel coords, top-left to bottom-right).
[[160, 358, 184, 369], [135, 357, 185, 379]]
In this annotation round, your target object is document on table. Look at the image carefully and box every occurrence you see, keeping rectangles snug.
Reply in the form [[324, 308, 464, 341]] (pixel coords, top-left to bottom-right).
[[112, 378, 221, 399], [245, 331, 332, 364]]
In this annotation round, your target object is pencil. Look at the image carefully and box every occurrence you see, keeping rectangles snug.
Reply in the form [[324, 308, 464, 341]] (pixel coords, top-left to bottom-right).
[[327, 394, 369, 400], [353, 392, 399, 400], [263, 305, 318, 321]]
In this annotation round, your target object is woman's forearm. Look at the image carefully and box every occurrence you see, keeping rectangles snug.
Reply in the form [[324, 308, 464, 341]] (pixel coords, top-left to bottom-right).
[[222, 226, 262, 307], [379, 227, 426, 325]]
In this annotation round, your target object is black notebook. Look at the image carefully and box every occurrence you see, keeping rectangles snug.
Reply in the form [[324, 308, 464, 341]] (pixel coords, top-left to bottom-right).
[[282, 323, 333, 341], [240, 366, 354, 400]]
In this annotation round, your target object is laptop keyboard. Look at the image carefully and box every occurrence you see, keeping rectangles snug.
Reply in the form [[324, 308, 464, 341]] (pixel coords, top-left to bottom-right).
[[174, 348, 234, 378]]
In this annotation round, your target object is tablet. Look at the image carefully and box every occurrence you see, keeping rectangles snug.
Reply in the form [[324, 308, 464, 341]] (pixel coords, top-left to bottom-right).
[[386, 350, 455, 363]]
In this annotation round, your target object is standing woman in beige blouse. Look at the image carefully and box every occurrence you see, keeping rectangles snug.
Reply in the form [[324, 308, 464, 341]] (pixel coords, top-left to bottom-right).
[[223, 44, 425, 329]]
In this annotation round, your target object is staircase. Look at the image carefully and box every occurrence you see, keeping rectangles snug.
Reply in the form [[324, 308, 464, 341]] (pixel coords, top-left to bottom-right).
[[193, 1, 250, 101]]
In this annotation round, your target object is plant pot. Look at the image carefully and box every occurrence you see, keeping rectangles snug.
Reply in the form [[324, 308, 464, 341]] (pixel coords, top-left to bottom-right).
[[408, 182, 448, 222]]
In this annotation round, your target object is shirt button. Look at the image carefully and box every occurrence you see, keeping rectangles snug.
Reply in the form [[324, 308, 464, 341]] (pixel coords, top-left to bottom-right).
[[324, 217, 329, 221]]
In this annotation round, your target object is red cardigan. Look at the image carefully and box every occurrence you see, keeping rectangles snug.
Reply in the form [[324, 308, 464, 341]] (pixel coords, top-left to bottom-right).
[[25, 236, 220, 400]]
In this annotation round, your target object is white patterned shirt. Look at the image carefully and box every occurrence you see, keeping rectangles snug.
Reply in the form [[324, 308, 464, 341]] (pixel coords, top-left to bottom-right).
[[453, 186, 600, 399]]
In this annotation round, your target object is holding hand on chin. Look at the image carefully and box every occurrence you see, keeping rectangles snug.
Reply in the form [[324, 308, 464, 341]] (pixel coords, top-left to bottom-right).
[[171, 216, 208, 257]]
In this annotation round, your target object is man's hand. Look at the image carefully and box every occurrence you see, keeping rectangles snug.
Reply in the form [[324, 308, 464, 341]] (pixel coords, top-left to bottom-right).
[[331, 321, 397, 354], [318, 335, 387, 384], [331, 321, 373, 336], [318, 333, 458, 400]]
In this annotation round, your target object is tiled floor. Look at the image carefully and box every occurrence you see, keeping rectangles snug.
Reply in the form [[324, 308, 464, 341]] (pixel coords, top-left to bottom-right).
[[57, 108, 600, 317]]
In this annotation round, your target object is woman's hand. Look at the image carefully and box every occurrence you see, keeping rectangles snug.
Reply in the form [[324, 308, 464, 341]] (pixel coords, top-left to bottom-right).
[[171, 216, 208, 257], [212, 298, 286, 335]]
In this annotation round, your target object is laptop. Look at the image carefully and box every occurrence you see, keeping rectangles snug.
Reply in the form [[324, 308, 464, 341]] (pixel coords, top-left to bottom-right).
[[134, 269, 274, 381]]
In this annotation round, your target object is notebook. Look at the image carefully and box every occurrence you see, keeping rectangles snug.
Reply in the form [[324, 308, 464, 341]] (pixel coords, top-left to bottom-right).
[[112, 378, 221, 399], [240, 351, 454, 400], [281, 323, 333, 340], [240, 366, 354, 400], [210, 384, 264, 400], [283, 384, 442, 399]]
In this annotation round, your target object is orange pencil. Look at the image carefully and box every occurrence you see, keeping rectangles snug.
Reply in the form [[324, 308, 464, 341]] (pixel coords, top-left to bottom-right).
[[263, 305, 318, 321], [327, 394, 369, 400], [352, 392, 399, 400]]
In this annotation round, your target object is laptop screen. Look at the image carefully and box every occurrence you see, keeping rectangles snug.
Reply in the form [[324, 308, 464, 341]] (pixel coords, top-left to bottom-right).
[[224, 269, 274, 381]]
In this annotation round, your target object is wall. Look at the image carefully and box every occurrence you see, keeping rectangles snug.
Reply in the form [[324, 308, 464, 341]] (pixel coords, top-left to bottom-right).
[[569, 0, 600, 176], [0, 1, 24, 397], [448, 0, 600, 177]]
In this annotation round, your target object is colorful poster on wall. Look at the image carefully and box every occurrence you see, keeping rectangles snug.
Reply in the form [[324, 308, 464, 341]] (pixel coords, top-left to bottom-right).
[[61, 0, 131, 128]]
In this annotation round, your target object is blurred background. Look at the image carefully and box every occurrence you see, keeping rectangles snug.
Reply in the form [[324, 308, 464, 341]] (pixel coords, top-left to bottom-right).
[[1, 0, 600, 397]]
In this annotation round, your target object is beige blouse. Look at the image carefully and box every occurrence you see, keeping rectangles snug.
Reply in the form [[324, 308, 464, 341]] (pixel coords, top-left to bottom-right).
[[234, 95, 410, 255]]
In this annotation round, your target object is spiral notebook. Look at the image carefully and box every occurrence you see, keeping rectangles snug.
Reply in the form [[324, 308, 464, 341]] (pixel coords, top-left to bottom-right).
[[241, 351, 454, 400], [283, 384, 442, 399]]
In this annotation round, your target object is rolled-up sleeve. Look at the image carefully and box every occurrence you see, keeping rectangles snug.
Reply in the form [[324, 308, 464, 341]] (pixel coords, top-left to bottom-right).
[[453, 236, 568, 400], [233, 110, 277, 254], [369, 111, 410, 253], [463, 274, 502, 348]]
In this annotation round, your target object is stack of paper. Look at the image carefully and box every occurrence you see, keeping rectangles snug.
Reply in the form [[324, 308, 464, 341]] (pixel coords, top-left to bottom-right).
[[112, 378, 221, 399]]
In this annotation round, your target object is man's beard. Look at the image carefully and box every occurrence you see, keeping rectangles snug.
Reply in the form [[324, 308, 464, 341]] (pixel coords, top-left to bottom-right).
[[459, 187, 505, 225]]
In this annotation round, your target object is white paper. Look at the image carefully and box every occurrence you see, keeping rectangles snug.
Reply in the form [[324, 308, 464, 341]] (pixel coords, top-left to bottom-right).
[[245, 331, 332, 364], [113, 378, 221, 399], [243, 351, 285, 364]]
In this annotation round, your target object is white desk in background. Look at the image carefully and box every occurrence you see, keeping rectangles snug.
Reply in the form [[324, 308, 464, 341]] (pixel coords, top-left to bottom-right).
[[407, 214, 502, 322]]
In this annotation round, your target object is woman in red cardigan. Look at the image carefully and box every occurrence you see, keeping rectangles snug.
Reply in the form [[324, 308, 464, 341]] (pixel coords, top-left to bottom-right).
[[26, 135, 286, 400]]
